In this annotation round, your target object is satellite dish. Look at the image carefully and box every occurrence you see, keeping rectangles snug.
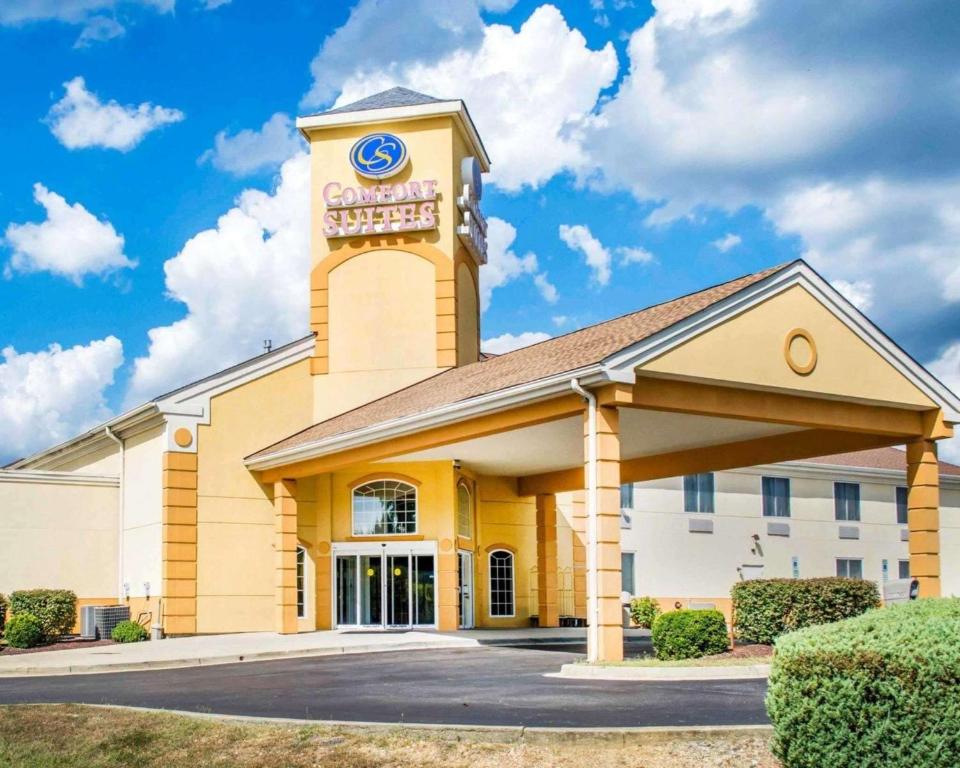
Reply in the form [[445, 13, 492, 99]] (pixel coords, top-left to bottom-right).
[[461, 156, 482, 200]]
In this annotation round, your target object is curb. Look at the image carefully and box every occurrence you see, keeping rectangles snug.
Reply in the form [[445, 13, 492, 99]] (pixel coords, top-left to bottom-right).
[[83, 704, 773, 745], [0, 639, 479, 678], [552, 662, 770, 682]]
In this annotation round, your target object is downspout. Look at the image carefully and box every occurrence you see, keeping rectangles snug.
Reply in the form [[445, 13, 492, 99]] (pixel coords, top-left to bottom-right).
[[104, 427, 124, 606], [571, 378, 600, 663]]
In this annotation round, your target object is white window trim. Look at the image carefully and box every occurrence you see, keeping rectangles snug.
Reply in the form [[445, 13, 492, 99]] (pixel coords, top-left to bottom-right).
[[620, 549, 637, 597], [351, 478, 419, 537], [488, 549, 516, 619], [836, 557, 864, 579], [457, 480, 473, 539]]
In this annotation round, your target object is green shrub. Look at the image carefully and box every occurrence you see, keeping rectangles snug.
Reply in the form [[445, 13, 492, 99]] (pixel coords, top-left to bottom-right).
[[767, 599, 960, 768], [629, 596, 662, 629], [9, 590, 77, 639], [651, 609, 730, 660], [732, 577, 880, 644], [111, 620, 148, 643], [4, 613, 45, 648], [0, 593, 7, 634]]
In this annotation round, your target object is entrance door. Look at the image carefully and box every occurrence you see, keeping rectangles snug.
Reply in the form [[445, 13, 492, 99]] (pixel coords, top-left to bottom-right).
[[333, 543, 437, 629], [458, 551, 474, 629]]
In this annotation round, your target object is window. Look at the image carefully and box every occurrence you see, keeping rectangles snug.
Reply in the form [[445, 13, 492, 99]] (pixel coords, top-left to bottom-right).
[[834, 482, 861, 521], [621, 552, 635, 595], [762, 476, 791, 517], [488, 550, 515, 617], [296, 546, 305, 619], [898, 560, 910, 580], [684, 473, 715, 513], [896, 486, 908, 525], [352, 479, 417, 535], [620, 483, 634, 528], [836, 558, 863, 579], [457, 482, 472, 538]]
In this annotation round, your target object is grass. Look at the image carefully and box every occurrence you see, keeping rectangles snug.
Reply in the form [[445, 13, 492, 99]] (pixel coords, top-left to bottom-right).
[[597, 655, 771, 668], [0, 704, 779, 768]]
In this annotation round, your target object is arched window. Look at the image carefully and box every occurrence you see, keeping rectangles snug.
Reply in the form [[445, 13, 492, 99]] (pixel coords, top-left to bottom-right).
[[457, 482, 472, 538], [352, 479, 417, 535], [488, 549, 515, 617], [296, 546, 306, 619]]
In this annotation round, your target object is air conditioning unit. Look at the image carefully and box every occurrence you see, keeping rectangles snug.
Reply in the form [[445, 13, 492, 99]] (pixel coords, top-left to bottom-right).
[[93, 605, 130, 640], [80, 606, 98, 640]]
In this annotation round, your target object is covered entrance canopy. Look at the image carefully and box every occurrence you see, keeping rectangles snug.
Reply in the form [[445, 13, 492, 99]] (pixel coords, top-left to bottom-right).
[[247, 261, 959, 662]]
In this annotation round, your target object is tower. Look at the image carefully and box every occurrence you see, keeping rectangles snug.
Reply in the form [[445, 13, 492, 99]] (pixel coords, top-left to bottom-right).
[[296, 88, 490, 422]]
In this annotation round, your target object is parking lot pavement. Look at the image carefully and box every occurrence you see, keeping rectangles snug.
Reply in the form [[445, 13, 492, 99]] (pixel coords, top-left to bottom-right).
[[0, 646, 769, 728]]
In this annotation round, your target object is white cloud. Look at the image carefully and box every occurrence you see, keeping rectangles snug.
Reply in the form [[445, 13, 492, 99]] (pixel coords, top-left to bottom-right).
[[0, 336, 123, 462], [617, 245, 655, 265], [480, 217, 553, 311], [200, 113, 303, 176], [4, 183, 135, 284], [46, 77, 184, 152], [558, 223, 611, 285], [73, 15, 124, 46], [124, 153, 311, 406], [0, 1, 173, 47], [711, 233, 741, 253], [330, 5, 617, 191], [928, 343, 960, 464], [481, 331, 551, 354], [832, 279, 874, 312], [552, 314, 568, 327]]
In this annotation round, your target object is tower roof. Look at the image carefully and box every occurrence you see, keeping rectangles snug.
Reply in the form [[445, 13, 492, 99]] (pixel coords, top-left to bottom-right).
[[310, 87, 444, 117]]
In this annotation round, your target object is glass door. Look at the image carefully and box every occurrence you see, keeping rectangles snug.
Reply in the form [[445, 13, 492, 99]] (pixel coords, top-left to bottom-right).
[[412, 555, 435, 626], [359, 554, 382, 626], [386, 554, 410, 627], [458, 551, 474, 628]]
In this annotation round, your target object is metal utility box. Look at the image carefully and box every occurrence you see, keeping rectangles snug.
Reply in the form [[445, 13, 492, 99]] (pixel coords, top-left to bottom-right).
[[80, 606, 98, 640], [93, 605, 130, 640]]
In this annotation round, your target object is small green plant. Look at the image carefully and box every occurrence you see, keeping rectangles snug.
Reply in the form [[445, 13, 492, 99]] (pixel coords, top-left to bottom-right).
[[651, 609, 729, 660], [9, 590, 77, 639], [767, 599, 960, 768], [0, 593, 7, 634], [111, 620, 149, 643], [629, 596, 661, 628], [732, 577, 880, 644], [4, 613, 45, 648]]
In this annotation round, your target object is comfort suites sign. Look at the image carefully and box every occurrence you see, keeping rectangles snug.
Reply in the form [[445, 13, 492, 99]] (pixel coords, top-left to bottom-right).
[[322, 132, 487, 262]]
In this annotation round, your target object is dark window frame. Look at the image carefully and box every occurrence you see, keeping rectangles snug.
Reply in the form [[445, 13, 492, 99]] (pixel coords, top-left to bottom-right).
[[762, 476, 791, 518]]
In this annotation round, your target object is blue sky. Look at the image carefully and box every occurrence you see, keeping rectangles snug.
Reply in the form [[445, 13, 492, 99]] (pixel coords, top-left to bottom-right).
[[1, 0, 959, 463]]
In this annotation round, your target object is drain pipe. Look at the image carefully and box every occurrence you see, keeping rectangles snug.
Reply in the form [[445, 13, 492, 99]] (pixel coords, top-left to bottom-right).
[[570, 379, 600, 663], [104, 427, 125, 606]]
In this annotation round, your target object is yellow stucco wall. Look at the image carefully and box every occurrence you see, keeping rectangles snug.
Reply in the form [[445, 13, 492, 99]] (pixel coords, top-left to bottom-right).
[[194, 359, 315, 633], [456, 261, 479, 366], [644, 284, 935, 408]]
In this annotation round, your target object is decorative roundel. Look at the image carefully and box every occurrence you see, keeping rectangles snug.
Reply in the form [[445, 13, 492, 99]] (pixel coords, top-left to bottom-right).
[[173, 427, 193, 448], [784, 328, 818, 375], [349, 132, 409, 179], [461, 155, 482, 200]]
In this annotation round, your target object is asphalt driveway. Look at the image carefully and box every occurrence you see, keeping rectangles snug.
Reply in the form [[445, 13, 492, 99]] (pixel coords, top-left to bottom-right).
[[0, 646, 769, 728]]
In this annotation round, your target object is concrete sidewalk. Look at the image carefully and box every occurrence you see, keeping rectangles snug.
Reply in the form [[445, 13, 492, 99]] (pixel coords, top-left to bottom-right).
[[0, 630, 479, 677]]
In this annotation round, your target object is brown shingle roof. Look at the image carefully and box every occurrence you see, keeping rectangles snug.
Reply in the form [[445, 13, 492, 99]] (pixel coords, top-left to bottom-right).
[[249, 262, 795, 460], [798, 446, 960, 476]]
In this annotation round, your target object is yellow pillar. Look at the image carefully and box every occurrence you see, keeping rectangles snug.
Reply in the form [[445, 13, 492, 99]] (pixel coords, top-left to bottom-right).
[[570, 490, 587, 621], [274, 479, 299, 634], [315, 474, 333, 630], [586, 404, 624, 662], [536, 494, 560, 627], [907, 439, 941, 598], [162, 451, 198, 636]]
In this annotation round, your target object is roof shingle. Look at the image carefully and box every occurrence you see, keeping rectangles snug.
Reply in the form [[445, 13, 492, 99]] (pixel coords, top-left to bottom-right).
[[308, 87, 444, 117], [799, 446, 960, 476], [249, 261, 794, 460]]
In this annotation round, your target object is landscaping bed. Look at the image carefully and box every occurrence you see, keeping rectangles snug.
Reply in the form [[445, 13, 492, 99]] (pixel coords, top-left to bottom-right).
[[0, 704, 780, 768], [0, 638, 115, 656]]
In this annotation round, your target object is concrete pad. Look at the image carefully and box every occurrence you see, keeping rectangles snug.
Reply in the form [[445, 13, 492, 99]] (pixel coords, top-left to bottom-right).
[[0, 630, 478, 677], [552, 662, 771, 681]]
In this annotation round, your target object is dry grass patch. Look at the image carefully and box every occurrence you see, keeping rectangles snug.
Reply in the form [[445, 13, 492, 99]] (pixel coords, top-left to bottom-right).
[[0, 704, 779, 768]]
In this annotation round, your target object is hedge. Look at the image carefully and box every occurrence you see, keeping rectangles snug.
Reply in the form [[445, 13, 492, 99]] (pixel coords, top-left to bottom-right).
[[111, 620, 149, 643], [651, 609, 730, 660], [9, 590, 77, 639], [4, 613, 45, 648], [732, 578, 880, 644], [0, 593, 7, 634], [629, 596, 662, 629], [767, 599, 960, 768]]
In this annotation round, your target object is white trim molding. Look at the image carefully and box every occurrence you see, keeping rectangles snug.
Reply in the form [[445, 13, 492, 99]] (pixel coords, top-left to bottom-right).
[[0, 469, 118, 487]]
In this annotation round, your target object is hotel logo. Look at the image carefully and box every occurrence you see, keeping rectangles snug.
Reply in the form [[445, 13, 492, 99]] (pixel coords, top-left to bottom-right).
[[349, 133, 409, 180]]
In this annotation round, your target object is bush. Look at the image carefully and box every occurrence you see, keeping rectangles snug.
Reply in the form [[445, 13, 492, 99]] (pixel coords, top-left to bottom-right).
[[4, 613, 45, 648], [651, 609, 730, 660], [629, 596, 662, 629], [9, 590, 77, 639], [111, 620, 148, 643], [0, 593, 7, 634], [732, 578, 880, 644], [767, 599, 960, 768]]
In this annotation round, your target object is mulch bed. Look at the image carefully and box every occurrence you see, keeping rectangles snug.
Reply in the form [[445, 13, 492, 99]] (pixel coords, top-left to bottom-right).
[[0, 637, 115, 656], [707, 643, 774, 661]]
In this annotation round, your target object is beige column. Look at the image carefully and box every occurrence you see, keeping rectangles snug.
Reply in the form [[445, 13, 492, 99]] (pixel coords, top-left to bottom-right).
[[315, 474, 333, 630], [536, 494, 560, 627], [274, 479, 299, 634], [162, 451, 198, 635], [907, 439, 941, 598], [570, 491, 587, 620], [586, 404, 624, 662]]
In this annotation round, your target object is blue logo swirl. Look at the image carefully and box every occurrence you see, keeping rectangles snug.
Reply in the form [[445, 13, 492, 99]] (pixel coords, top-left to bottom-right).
[[349, 133, 409, 179]]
